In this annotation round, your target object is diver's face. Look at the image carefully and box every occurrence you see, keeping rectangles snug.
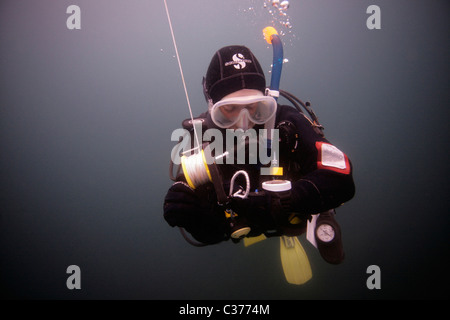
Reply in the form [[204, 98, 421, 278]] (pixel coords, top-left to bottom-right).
[[210, 89, 277, 130], [220, 103, 258, 130]]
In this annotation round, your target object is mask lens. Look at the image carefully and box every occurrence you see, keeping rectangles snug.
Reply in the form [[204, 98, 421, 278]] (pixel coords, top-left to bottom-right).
[[211, 96, 277, 128]]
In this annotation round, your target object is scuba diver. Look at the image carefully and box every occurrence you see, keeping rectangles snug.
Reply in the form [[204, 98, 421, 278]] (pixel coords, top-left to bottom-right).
[[163, 44, 355, 265]]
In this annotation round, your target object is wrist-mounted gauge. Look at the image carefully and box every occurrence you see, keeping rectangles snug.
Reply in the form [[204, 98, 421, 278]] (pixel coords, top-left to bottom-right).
[[315, 223, 335, 243]]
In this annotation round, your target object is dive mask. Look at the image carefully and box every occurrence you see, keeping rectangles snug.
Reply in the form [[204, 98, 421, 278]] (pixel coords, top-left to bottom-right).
[[210, 94, 277, 129]]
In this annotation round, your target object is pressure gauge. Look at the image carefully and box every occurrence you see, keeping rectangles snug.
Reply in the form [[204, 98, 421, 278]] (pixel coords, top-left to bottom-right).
[[316, 223, 335, 243]]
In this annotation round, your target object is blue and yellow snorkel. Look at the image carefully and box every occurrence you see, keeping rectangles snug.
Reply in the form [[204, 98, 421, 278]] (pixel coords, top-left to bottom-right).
[[261, 26, 284, 177], [263, 26, 284, 101]]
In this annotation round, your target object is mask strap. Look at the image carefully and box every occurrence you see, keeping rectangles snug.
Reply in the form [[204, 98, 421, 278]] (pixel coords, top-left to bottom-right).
[[202, 77, 214, 111]]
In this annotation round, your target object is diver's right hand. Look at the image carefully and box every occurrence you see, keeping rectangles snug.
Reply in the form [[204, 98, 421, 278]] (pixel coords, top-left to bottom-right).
[[163, 181, 200, 227], [163, 181, 229, 245]]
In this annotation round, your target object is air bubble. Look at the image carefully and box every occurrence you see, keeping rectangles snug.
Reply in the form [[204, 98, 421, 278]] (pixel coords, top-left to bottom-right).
[[280, 1, 290, 10], [263, 0, 295, 45]]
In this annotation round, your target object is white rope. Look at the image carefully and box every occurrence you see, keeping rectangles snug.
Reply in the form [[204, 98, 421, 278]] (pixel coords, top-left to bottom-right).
[[181, 152, 210, 188], [165, 3, 253, 191], [164, 0, 201, 150]]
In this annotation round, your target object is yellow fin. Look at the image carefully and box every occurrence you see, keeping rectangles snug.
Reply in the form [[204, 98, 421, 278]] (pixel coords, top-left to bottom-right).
[[280, 236, 312, 285], [243, 234, 267, 247]]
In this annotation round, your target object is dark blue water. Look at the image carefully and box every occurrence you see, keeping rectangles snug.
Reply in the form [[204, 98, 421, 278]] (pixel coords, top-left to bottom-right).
[[1, 0, 449, 300]]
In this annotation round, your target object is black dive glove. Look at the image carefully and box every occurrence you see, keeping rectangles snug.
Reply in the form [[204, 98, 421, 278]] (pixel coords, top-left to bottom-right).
[[164, 181, 199, 227], [163, 181, 228, 244], [265, 186, 311, 231]]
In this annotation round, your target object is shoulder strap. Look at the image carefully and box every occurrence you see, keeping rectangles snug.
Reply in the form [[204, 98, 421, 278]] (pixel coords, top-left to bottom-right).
[[279, 90, 325, 137]]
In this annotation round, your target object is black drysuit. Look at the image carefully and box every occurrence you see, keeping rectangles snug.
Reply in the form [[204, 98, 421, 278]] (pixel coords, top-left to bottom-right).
[[164, 104, 355, 245]]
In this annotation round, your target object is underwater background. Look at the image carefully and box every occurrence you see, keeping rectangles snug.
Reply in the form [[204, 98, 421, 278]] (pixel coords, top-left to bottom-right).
[[1, 0, 449, 299]]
